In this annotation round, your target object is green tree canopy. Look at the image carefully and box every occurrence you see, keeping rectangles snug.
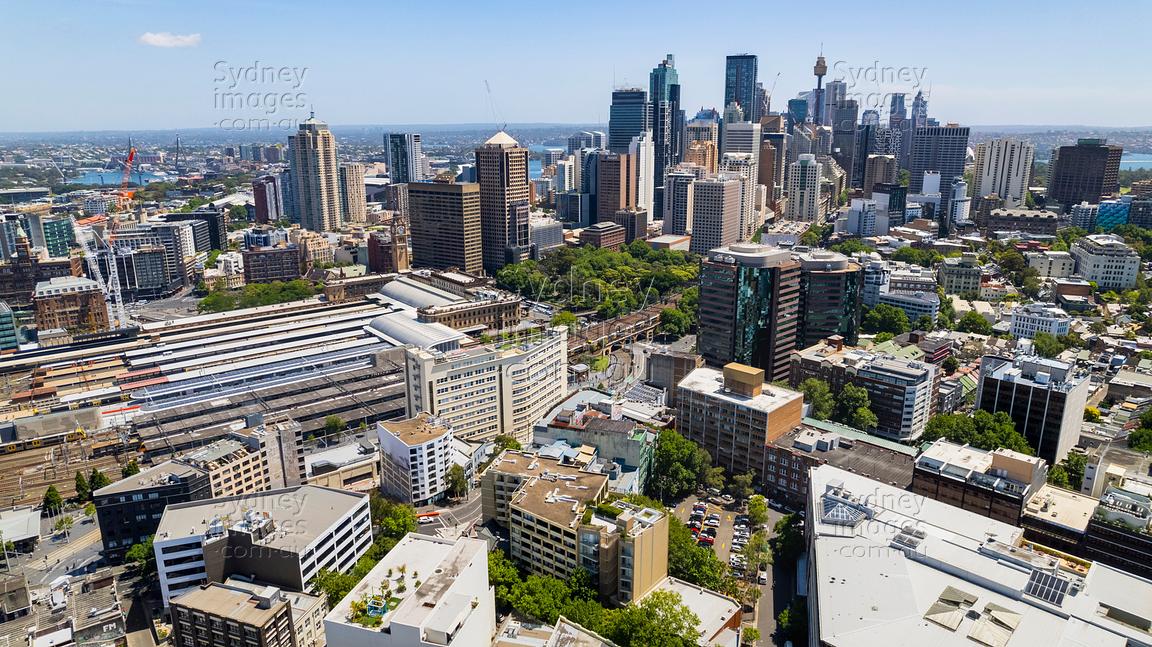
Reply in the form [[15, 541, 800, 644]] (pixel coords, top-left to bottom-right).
[[74, 471, 90, 502], [88, 468, 111, 491], [124, 535, 156, 574], [955, 310, 992, 335], [658, 307, 692, 336], [833, 384, 871, 426], [510, 575, 572, 624], [1031, 332, 1065, 359], [649, 429, 710, 501], [862, 304, 910, 335], [42, 485, 63, 512], [921, 411, 1033, 454], [600, 590, 700, 647], [798, 378, 834, 420]]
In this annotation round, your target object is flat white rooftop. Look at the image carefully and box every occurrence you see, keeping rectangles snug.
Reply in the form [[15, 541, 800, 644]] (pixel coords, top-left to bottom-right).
[[677, 366, 802, 414]]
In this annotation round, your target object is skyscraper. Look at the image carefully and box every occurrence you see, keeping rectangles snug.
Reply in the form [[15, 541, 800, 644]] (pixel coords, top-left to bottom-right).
[[822, 80, 847, 127], [685, 117, 720, 149], [662, 164, 705, 235], [475, 131, 531, 272], [596, 152, 636, 221], [698, 243, 801, 383], [252, 175, 283, 225], [796, 249, 863, 347], [830, 99, 859, 180], [288, 116, 342, 232], [909, 124, 970, 216], [688, 176, 742, 255], [407, 177, 483, 274], [812, 56, 828, 126], [566, 130, 607, 154], [629, 132, 655, 213], [1047, 139, 1123, 212], [386, 132, 424, 184], [338, 162, 367, 224], [786, 98, 808, 131], [862, 155, 898, 198], [724, 54, 759, 121], [608, 89, 649, 154], [721, 153, 759, 240], [785, 154, 822, 222], [972, 138, 1035, 208], [649, 54, 682, 218]]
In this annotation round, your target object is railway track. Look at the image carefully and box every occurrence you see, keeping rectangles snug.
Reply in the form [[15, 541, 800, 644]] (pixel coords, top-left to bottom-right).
[[0, 443, 136, 506]]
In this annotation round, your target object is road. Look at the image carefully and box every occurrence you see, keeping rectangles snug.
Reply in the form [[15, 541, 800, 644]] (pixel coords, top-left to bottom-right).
[[416, 490, 483, 540], [21, 521, 105, 585]]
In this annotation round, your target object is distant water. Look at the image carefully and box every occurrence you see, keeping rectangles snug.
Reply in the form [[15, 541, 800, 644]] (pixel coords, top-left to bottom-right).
[[67, 169, 170, 186], [1120, 153, 1152, 171]]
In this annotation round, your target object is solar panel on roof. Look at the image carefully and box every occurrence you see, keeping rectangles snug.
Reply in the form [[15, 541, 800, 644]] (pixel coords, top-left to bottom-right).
[[1024, 570, 1070, 606]]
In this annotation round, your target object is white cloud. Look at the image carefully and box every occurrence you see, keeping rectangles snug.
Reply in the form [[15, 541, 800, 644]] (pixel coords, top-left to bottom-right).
[[138, 32, 201, 48]]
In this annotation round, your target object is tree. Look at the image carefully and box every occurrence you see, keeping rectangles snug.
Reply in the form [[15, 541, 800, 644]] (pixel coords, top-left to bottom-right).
[[658, 307, 692, 336], [1032, 332, 1065, 359], [851, 406, 879, 432], [566, 566, 598, 602], [1130, 427, 1152, 454], [124, 535, 156, 575], [510, 575, 572, 624], [729, 472, 755, 502], [323, 415, 345, 436], [833, 384, 871, 426], [602, 590, 700, 647], [493, 435, 522, 452], [921, 411, 1033, 454], [862, 303, 910, 335], [667, 522, 726, 589], [650, 429, 708, 501], [88, 468, 111, 491], [742, 626, 761, 646], [1062, 452, 1087, 490], [770, 514, 805, 565], [488, 549, 522, 611], [83, 502, 96, 517], [703, 466, 726, 492], [746, 495, 769, 528], [915, 315, 935, 332], [942, 356, 960, 375], [55, 515, 74, 538], [368, 493, 417, 539], [1048, 464, 1071, 488], [798, 378, 834, 421], [550, 310, 578, 331], [42, 485, 63, 513], [313, 568, 360, 607], [121, 460, 141, 478], [446, 464, 468, 498], [776, 598, 809, 645], [74, 471, 90, 502], [1083, 407, 1102, 423], [955, 310, 992, 335]]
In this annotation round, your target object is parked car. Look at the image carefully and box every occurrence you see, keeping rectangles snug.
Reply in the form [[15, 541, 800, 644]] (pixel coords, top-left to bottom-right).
[[758, 570, 768, 585], [702, 527, 718, 538], [688, 520, 702, 530], [719, 494, 736, 505], [704, 518, 720, 527], [698, 535, 715, 546]]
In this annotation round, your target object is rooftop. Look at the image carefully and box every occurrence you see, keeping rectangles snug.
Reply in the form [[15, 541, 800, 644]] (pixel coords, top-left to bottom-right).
[[171, 583, 288, 627], [644, 577, 739, 647], [777, 424, 915, 489], [677, 366, 802, 414], [93, 460, 206, 496], [809, 465, 1152, 647], [378, 412, 452, 447]]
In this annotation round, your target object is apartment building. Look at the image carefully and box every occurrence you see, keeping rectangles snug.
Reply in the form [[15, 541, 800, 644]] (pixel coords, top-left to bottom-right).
[[1070, 233, 1141, 290], [171, 580, 327, 647], [242, 245, 302, 284], [377, 413, 454, 506], [33, 276, 109, 333], [676, 364, 804, 483], [937, 253, 982, 295], [153, 486, 371, 604], [912, 439, 1048, 526], [1025, 250, 1077, 278], [324, 534, 495, 647], [985, 208, 1059, 237], [1009, 303, 1071, 339]]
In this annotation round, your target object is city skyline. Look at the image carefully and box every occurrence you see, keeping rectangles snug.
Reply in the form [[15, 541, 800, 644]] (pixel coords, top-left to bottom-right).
[[4, 0, 1151, 132]]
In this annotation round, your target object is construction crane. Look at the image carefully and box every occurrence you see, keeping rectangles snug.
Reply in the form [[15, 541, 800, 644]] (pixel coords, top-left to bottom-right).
[[70, 216, 128, 329]]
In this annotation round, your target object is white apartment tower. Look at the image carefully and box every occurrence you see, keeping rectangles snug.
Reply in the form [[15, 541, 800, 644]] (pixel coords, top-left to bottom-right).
[[720, 152, 759, 240], [786, 154, 822, 222], [688, 176, 742, 255], [972, 137, 1035, 207], [289, 117, 342, 232], [630, 131, 656, 213]]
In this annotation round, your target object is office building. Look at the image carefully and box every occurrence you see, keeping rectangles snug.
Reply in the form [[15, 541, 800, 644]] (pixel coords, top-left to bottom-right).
[[649, 54, 682, 218], [579, 221, 626, 251], [1009, 303, 1071, 339], [909, 124, 970, 216], [0, 301, 17, 350], [862, 155, 898, 198], [407, 179, 483, 274], [324, 534, 495, 647], [404, 327, 567, 444], [785, 154, 822, 221], [386, 132, 424, 184], [566, 130, 606, 154], [1096, 198, 1130, 231], [93, 461, 212, 562], [765, 423, 917, 507], [377, 413, 454, 506], [154, 485, 371, 603], [1069, 233, 1140, 290], [32, 276, 108, 333], [252, 175, 284, 225], [983, 207, 1058, 237], [977, 354, 1089, 464], [912, 439, 1048, 525], [608, 88, 649, 154], [684, 116, 719, 149], [698, 243, 801, 382], [243, 245, 302, 284], [724, 54, 758, 121], [972, 138, 1034, 207], [720, 153, 759, 239], [596, 152, 636, 219], [1048, 138, 1123, 211], [482, 451, 669, 604], [170, 581, 326, 647], [684, 140, 718, 174], [475, 132, 531, 272], [607, 208, 648, 244], [835, 198, 888, 237], [687, 176, 742, 254], [529, 215, 564, 258], [289, 117, 342, 232], [937, 253, 983, 295], [661, 164, 702, 235], [677, 364, 804, 482], [830, 99, 858, 177], [535, 403, 658, 494], [629, 132, 655, 213], [791, 338, 938, 440], [806, 464, 1152, 647], [338, 163, 367, 224], [796, 249, 862, 347]]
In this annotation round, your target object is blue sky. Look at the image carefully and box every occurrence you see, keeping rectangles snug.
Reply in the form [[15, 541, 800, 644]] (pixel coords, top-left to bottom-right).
[[2, 0, 1149, 131]]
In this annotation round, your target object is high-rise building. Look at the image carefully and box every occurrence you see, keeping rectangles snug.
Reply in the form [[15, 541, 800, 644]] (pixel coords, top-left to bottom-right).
[[288, 116, 341, 232], [861, 154, 898, 199], [720, 153, 759, 239], [830, 99, 858, 177], [688, 176, 742, 254], [608, 88, 649, 154], [338, 162, 366, 224], [684, 140, 718, 174], [662, 163, 704, 235], [630, 132, 655, 213], [566, 130, 606, 154], [407, 177, 483, 274], [795, 249, 863, 347], [909, 124, 970, 216], [1069, 233, 1140, 290], [786, 98, 808, 131], [1048, 138, 1123, 211], [475, 131, 531, 272], [649, 54, 682, 218], [822, 80, 847, 127], [977, 354, 1090, 464], [596, 151, 636, 220], [698, 243, 801, 383], [386, 132, 424, 184], [252, 175, 283, 224], [377, 413, 455, 506], [972, 138, 1035, 208], [724, 54, 759, 121], [785, 154, 822, 222], [684, 116, 719, 148]]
